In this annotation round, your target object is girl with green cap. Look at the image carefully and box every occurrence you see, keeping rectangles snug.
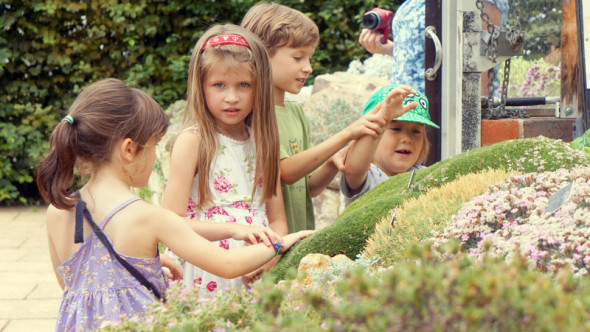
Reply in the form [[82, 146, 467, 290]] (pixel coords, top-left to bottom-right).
[[339, 84, 440, 206]]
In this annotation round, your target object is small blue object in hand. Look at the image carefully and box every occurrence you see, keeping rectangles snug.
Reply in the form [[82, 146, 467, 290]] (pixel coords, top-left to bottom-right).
[[273, 241, 281, 256]]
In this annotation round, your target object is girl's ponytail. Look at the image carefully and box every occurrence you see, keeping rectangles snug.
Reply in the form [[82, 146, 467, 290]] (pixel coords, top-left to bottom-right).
[[37, 119, 79, 209], [36, 78, 168, 210]]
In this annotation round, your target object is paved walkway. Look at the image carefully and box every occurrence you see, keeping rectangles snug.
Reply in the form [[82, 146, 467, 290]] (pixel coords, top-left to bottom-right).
[[0, 205, 61, 332]]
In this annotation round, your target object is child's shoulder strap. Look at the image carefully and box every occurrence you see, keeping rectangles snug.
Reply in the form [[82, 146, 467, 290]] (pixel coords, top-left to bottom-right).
[[73, 198, 165, 302], [99, 197, 141, 229]]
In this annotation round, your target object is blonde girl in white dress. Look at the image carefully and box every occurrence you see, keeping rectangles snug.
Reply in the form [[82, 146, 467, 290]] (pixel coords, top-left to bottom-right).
[[162, 24, 287, 297]]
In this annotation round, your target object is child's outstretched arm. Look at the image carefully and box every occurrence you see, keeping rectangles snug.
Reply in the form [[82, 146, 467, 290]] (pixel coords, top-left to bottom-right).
[[343, 86, 417, 192], [151, 206, 313, 279], [266, 175, 289, 236], [242, 176, 289, 284], [162, 131, 200, 216], [307, 145, 349, 197], [280, 111, 385, 188], [163, 131, 283, 244]]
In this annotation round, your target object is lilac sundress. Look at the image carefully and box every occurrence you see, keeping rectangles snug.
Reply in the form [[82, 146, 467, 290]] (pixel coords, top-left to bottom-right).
[[56, 197, 167, 331]]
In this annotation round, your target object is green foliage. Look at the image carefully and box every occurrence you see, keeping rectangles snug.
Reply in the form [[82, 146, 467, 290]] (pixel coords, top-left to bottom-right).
[[571, 129, 590, 155], [270, 137, 590, 280], [506, 0, 561, 59], [103, 244, 590, 331], [0, 0, 392, 205]]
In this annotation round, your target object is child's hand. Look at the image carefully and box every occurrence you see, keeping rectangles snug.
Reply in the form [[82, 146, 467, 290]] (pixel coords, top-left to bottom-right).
[[160, 253, 183, 281], [241, 256, 281, 285], [278, 230, 315, 254], [379, 85, 418, 122], [330, 145, 350, 173], [344, 111, 387, 141], [232, 225, 282, 247]]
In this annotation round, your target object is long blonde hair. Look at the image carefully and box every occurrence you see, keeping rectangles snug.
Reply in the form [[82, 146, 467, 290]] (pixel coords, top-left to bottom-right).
[[183, 24, 279, 206]]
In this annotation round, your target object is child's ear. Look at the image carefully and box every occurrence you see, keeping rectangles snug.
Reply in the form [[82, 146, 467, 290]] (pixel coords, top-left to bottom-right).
[[119, 138, 139, 163]]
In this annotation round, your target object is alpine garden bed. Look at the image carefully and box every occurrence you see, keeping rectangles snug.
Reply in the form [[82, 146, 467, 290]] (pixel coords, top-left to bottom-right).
[[103, 137, 590, 331]]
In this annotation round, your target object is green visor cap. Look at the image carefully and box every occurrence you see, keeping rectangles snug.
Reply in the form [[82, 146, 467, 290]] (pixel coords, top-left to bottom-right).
[[362, 84, 440, 129]]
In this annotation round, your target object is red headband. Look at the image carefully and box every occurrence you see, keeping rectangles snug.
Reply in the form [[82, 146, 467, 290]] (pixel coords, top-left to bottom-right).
[[202, 34, 250, 52]]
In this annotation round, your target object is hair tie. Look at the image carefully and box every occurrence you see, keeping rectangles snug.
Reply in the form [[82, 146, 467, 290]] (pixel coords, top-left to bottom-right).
[[61, 115, 74, 125], [202, 34, 250, 52]]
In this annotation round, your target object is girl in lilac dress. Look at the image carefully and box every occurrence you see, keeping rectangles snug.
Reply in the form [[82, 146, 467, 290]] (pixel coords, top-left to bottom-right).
[[37, 76, 313, 331]]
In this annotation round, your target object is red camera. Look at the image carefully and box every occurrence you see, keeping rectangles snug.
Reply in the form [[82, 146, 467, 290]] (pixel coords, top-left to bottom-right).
[[362, 8, 394, 44]]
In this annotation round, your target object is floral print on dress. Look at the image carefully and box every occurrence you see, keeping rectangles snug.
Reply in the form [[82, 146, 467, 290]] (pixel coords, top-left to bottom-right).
[[231, 201, 251, 209], [56, 198, 167, 332], [186, 197, 198, 219], [206, 281, 217, 292], [166, 128, 271, 298], [205, 206, 228, 218], [214, 175, 235, 193]]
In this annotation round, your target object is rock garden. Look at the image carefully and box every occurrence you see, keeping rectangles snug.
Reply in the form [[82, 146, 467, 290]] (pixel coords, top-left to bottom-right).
[[104, 55, 590, 330]]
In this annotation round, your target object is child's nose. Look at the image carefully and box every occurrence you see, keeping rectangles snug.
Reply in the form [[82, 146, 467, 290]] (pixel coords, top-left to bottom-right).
[[302, 59, 313, 74], [225, 89, 239, 103], [400, 132, 413, 143]]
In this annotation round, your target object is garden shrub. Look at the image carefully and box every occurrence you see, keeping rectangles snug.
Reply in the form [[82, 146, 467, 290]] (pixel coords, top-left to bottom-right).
[[363, 168, 515, 268], [103, 244, 590, 331], [270, 137, 590, 280], [433, 166, 590, 277]]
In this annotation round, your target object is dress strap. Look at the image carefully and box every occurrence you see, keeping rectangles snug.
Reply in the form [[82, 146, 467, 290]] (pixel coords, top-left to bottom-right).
[[99, 197, 141, 229], [74, 200, 85, 244]]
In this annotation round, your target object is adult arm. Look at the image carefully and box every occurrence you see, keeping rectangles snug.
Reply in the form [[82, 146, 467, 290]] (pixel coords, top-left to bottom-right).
[[359, 28, 394, 56]]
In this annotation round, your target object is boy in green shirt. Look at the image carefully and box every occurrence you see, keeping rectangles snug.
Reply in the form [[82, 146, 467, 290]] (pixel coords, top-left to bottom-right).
[[242, 3, 385, 232]]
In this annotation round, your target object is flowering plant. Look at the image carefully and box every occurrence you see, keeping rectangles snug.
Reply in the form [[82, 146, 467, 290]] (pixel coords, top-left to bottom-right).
[[506, 57, 560, 98], [433, 167, 590, 276]]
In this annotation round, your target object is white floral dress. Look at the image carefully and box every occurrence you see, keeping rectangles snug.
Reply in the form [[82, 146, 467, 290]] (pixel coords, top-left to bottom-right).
[[167, 128, 269, 297]]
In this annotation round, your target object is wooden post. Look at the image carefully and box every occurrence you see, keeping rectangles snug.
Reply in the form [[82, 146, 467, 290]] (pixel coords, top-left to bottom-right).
[[561, 0, 582, 118]]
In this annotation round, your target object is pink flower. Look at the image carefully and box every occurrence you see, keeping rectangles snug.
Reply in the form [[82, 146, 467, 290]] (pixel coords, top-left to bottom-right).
[[206, 281, 217, 292], [193, 277, 202, 287], [245, 216, 253, 224], [231, 201, 250, 209], [219, 239, 229, 250], [214, 176, 234, 193], [206, 206, 228, 218], [186, 197, 197, 219]]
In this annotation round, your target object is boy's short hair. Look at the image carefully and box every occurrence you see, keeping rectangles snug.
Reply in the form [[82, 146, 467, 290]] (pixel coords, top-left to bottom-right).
[[241, 2, 319, 56]]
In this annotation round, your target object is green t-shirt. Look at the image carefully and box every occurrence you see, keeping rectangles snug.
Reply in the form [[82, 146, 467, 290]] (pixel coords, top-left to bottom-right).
[[275, 102, 315, 232]]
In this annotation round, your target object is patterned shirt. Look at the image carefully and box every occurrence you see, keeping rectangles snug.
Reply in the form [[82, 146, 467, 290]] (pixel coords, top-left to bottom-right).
[[390, 0, 509, 93]]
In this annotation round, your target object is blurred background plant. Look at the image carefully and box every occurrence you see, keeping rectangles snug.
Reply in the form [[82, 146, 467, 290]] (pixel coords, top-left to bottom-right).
[[505, 57, 561, 98]]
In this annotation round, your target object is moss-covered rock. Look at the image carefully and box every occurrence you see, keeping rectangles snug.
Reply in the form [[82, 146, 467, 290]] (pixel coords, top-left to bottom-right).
[[270, 137, 590, 280], [363, 168, 516, 268]]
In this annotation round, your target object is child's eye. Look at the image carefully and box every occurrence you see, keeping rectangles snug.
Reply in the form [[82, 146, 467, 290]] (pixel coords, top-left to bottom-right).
[[213, 83, 224, 88], [240, 82, 251, 88], [390, 127, 401, 132], [294, 56, 302, 61]]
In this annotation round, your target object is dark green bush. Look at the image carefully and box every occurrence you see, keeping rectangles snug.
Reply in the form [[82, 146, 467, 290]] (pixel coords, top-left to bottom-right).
[[270, 137, 590, 280], [1, 0, 394, 204]]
